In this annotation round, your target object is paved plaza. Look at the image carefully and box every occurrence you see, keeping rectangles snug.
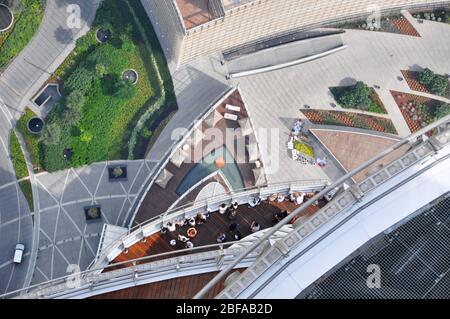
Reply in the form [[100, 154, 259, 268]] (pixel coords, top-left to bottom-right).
[[29, 160, 156, 285]]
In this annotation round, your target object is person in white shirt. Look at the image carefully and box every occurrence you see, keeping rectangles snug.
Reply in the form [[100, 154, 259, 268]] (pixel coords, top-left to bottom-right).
[[166, 222, 176, 232], [185, 241, 194, 249], [251, 221, 261, 233], [219, 203, 227, 215], [178, 234, 189, 243]]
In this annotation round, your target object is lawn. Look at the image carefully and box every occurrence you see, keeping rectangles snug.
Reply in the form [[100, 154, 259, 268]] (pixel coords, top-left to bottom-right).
[[0, 0, 45, 71], [9, 130, 28, 179], [9, 129, 34, 211], [39, 0, 176, 172]]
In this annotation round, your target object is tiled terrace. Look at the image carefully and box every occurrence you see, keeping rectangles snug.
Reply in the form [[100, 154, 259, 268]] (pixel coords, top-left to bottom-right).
[[311, 129, 409, 183], [176, 0, 213, 29]]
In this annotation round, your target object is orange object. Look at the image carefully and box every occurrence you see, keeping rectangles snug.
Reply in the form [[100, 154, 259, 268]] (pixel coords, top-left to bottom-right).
[[187, 228, 198, 238], [215, 157, 226, 169]]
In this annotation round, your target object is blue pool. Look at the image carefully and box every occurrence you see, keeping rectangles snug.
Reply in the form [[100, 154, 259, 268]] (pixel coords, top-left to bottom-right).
[[176, 146, 245, 196]]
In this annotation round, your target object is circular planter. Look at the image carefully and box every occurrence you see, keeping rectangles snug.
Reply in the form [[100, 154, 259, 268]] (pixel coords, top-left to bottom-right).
[[0, 4, 14, 32], [122, 69, 138, 85], [95, 28, 111, 43], [28, 117, 44, 134]]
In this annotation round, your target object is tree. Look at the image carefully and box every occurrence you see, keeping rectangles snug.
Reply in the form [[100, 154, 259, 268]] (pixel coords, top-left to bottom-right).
[[430, 74, 448, 95], [95, 63, 107, 78], [113, 80, 135, 99], [419, 68, 436, 86], [40, 123, 61, 145], [63, 90, 85, 125], [436, 104, 450, 119], [338, 81, 373, 110], [64, 66, 95, 94], [419, 68, 449, 95]]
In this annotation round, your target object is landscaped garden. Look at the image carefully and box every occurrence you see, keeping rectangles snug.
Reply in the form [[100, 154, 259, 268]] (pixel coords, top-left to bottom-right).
[[327, 13, 420, 37], [301, 109, 398, 135], [330, 81, 387, 114], [16, 108, 43, 172], [412, 8, 450, 24], [391, 90, 450, 133], [0, 0, 45, 71], [402, 68, 450, 99], [27, 0, 176, 172]]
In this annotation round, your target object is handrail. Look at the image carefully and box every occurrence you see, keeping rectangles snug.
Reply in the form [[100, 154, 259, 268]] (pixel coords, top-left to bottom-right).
[[91, 179, 328, 269], [193, 115, 450, 298], [1, 232, 285, 299]]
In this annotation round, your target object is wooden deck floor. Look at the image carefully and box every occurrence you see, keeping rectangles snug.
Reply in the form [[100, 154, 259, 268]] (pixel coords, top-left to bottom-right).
[[116, 201, 284, 266], [111, 196, 323, 270], [91, 269, 244, 299], [134, 89, 263, 225]]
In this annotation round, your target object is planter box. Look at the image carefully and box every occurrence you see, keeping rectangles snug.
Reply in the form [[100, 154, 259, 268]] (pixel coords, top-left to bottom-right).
[[84, 205, 102, 222], [108, 165, 128, 181]]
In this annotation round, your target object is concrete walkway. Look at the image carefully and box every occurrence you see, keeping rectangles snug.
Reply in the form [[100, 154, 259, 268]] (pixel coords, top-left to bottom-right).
[[0, 0, 101, 120], [230, 18, 450, 141], [0, 0, 100, 294], [29, 159, 156, 285]]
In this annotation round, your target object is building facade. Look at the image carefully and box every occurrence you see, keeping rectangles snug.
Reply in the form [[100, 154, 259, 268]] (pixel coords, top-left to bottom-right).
[[142, 0, 449, 67]]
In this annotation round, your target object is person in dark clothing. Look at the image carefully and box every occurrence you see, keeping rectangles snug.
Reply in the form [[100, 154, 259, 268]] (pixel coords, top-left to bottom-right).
[[229, 223, 238, 233], [233, 230, 242, 240]]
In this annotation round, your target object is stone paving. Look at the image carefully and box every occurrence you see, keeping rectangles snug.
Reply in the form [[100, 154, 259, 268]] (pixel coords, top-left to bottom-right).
[[0, 0, 101, 120], [228, 19, 450, 185], [29, 160, 156, 285]]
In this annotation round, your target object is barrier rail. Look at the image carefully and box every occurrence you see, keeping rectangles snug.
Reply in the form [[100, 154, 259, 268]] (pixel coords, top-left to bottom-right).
[[1, 225, 293, 299], [92, 179, 329, 270]]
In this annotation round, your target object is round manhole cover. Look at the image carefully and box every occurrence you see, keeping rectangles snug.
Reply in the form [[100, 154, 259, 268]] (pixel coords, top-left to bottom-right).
[[0, 4, 14, 32]]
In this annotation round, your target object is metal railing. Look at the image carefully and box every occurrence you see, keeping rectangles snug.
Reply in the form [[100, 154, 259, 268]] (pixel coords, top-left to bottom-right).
[[91, 178, 329, 270], [1, 226, 293, 299], [194, 115, 450, 298]]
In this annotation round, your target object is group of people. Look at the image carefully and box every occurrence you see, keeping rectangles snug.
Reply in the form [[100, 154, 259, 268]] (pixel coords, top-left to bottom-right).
[[162, 211, 210, 249], [216, 220, 262, 243], [218, 201, 239, 220], [292, 119, 304, 136]]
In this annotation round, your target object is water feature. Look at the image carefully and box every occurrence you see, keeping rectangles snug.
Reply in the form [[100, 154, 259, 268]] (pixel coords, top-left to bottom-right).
[[176, 145, 245, 196]]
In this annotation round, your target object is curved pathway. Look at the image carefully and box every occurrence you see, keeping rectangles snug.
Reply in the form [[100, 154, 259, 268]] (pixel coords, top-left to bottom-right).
[[0, 0, 100, 294]]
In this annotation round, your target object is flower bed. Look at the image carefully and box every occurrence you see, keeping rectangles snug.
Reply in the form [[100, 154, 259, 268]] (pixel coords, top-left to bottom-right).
[[0, 0, 45, 71], [401, 70, 430, 93], [391, 90, 450, 133], [402, 69, 450, 99], [302, 110, 398, 135], [326, 14, 420, 37], [293, 141, 315, 158]]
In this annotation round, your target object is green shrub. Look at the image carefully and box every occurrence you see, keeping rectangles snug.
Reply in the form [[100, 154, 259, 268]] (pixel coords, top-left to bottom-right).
[[436, 104, 450, 119], [0, 0, 45, 70], [332, 82, 386, 114], [9, 130, 28, 179], [40, 0, 176, 172], [16, 108, 43, 171], [41, 123, 62, 145], [419, 68, 449, 96]]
